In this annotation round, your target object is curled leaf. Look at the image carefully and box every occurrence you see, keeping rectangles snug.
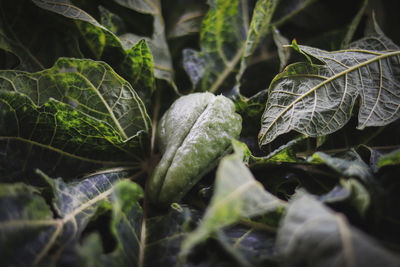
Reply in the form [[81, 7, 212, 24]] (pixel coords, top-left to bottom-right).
[[148, 92, 242, 206]]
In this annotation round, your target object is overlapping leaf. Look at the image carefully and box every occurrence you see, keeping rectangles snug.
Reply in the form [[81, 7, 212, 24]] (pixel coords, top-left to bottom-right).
[[0, 91, 146, 182], [232, 138, 304, 167], [180, 153, 286, 259], [79, 180, 144, 267], [111, 0, 174, 82], [0, 171, 143, 267], [183, 0, 248, 93], [164, 0, 208, 39], [259, 33, 400, 146], [1, 0, 155, 104], [276, 193, 400, 267], [216, 224, 278, 267], [0, 57, 151, 140]]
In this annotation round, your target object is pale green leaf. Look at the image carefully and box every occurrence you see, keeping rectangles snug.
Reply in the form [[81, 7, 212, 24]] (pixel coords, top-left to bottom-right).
[[180, 153, 286, 259], [272, 27, 291, 71], [276, 193, 400, 267], [259, 34, 400, 146]]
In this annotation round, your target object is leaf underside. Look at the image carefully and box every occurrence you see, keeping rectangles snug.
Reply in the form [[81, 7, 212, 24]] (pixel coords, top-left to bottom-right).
[[259, 36, 400, 146]]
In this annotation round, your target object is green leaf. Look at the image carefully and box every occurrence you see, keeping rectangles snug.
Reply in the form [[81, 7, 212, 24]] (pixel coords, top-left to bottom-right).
[[184, 0, 279, 93], [183, 0, 248, 93], [308, 150, 374, 183], [0, 170, 143, 266], [377, 148, 400, 170], [272, 27, 291, 71], [0, 91, 145, 182], [111, 0, 174, 82], [232, 138, 304, 167], [145, 205, 201, 266], [276, 193, 400, 267], [180, 153, 286, 259], [259, 33, 400, 146], [148, 93, 242, 206], [164, 0, 208, 39], [99, 5, 127, 35], [216, 224, 278, 267], [79, 180, 144, 267], [237, 0, 279, 80], [29, 0, 156, 104], [0, 183, 56, 267], [0, 57, 151, 140], [271, 0, 319, 27]]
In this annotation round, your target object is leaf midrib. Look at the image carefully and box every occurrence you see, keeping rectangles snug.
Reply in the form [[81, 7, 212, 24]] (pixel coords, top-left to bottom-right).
[[259, 50, 400, 145]]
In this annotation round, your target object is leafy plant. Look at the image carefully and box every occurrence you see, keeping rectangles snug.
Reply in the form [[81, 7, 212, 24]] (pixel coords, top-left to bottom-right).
[[1, 0, 400, 266]]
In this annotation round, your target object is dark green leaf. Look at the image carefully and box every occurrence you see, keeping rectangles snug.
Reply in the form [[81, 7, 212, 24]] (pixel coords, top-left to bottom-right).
[[111, 0, 174, 82], [0, 0, 82, 71], [184, 0, 279, 93], [180, 153, 286, 259], [164, 0, 208, 39], [30, 0, 156, 104], [0, 57, 151, 140], [276, 193, 400, 267], [80, 180, 144, 267], [0, 170, 143, 266], [216, 224, 278, 267], [0, 91, 146, 182], [308, 150, 374, 183], [183, 0, 248, 93]]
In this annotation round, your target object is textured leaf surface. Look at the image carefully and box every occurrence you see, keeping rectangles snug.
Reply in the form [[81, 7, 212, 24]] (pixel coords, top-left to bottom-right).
[[28, 0, 156, 104], [216, 225, 278, 267], [0, 57, 151, 140], [0, 91, 145, 182], [180, 153, 285, 258], [184, 0, 280, 93], [232, 138, 304, 167], [276, 193, 400, 267], [112, 0, 174, 81], [148, 93, 242, 206], [259, 35, 400, 146], [79, 180, 143, 267], [0, 171, 143, 267], [183, 0, 247, 92], [145, 205, 201, 266], [308, 150, 374, 183], [237, 0, 279, 79]]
